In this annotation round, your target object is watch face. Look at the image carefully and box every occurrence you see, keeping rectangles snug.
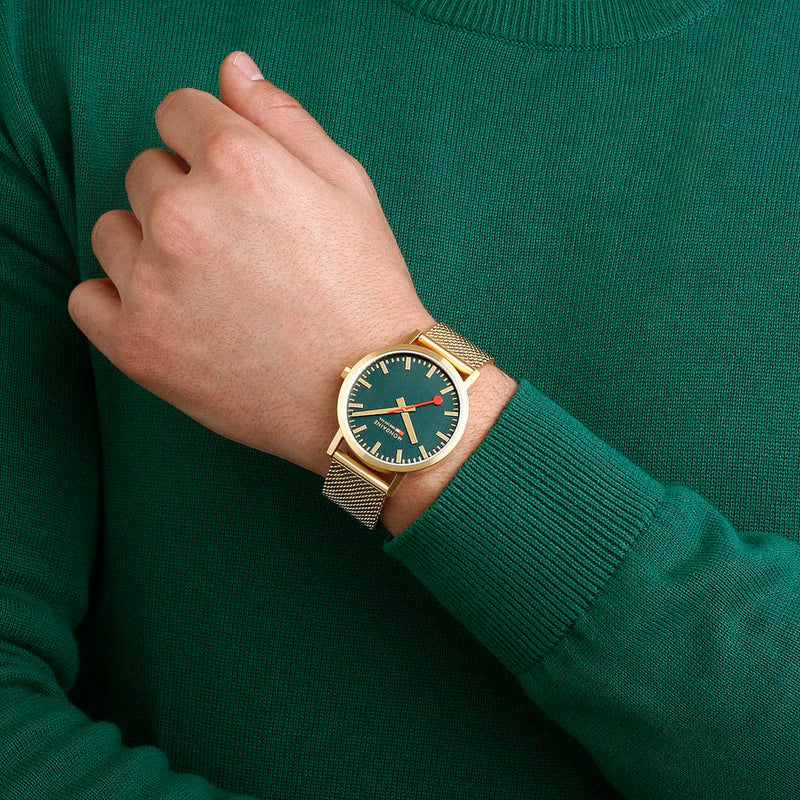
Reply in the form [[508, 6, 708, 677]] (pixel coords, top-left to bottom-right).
[[339, 346, 468, 472]]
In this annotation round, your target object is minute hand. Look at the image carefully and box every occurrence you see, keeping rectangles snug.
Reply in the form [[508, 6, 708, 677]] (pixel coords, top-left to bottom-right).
[[349, 405, 411, 417], [349, 397, 443, 417]]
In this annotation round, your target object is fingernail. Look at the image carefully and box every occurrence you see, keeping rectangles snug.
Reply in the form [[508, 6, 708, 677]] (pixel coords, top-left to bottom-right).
[[232, 51, 264, 80]]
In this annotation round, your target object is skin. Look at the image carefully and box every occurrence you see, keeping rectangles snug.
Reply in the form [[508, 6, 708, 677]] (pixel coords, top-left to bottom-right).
[[68, 51, 518, 536]]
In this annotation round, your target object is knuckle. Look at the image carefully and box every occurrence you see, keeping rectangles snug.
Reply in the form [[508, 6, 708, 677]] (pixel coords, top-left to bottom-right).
[[128, 145, 159, 170], [147, 185, 188, 235], [66, 282, 87, 325], [205, 127, 257, 173], [145, 190, 204, 265], [140, 179, 199, 252], [155, 87, 207, 126], [90, 209, 121, 253], [125, 147, 157, 191], [337, 152, 377, 197], [154, 89, 179, 124], [126, 151, 143, 180], [260, 84, 305, 114], [156, 87, 189, 114], [90, 211, 108, 249]]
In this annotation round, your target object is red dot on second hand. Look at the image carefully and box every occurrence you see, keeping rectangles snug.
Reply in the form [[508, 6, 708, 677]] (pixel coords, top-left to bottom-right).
[[433, 395, 443, 405]]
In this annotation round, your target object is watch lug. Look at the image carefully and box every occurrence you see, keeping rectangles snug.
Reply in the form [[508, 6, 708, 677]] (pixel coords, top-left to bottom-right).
[[386, 472, 406, 497], [405, 329, 423, 344], [463, 368, 481, 390], [326, 429, 345, 456], [340, 366, 351, 379]]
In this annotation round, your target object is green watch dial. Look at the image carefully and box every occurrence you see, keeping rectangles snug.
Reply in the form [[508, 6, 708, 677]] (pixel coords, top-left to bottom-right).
[[345, 351, 462, 467]]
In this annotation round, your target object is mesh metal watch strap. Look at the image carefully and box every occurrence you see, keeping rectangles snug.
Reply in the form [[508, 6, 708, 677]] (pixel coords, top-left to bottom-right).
[[417, 321, 494, 372], [323, 455, 387, 529], [323, 321, 493, 528]]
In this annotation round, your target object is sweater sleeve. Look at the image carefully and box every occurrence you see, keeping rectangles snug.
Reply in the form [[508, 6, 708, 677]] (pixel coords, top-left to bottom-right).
[[383, 377, 800, 800], [0, 117, 263, 799]]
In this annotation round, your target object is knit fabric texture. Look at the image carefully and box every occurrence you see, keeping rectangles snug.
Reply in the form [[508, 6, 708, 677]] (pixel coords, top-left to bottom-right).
[[1, 1, 799, 798]]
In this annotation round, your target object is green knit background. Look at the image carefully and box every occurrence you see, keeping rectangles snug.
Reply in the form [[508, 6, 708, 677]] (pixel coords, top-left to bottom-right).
[[1, 1, 799, 798]]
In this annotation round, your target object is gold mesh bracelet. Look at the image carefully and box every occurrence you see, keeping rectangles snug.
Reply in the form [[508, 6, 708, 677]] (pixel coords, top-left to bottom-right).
[[322, 454, 388, 529], [323, 322, 493, 528], [416, 321, 494, 373]]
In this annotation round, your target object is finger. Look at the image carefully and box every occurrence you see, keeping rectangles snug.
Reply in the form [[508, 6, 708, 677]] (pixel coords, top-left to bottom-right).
[[91, 209, 142, 293], [154, 85, 289, 171], [67, 277, 123, 361], [125, 147, 187, 228], [218, 51, 367, 188]]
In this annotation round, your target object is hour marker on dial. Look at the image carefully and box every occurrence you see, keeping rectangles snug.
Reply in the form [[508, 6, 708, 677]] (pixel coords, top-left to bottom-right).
[[426, 365, 436, 378], [379, 361, 389, 374], [436, 431, 448, 441], [358, 378, 372, 388], [419, 445, 428, 458], [370, 441, 382, 454]]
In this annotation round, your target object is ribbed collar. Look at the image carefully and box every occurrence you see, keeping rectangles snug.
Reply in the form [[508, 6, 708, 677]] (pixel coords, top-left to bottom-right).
[[391, 0, 724, 48]]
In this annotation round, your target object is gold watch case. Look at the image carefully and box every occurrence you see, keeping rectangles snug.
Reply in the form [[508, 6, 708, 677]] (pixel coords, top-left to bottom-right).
[[327, 342, 476, 475]]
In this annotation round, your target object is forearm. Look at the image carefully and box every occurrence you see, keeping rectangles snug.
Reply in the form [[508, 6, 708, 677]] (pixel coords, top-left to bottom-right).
[[382, 377, 800, 798]]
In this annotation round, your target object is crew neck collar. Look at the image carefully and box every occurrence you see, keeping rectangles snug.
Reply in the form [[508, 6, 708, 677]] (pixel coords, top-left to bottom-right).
[[391, 0, 723, 48]]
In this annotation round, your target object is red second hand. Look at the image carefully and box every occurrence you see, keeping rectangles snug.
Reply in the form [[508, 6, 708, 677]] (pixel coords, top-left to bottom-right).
[[388, 396, 443, 413]]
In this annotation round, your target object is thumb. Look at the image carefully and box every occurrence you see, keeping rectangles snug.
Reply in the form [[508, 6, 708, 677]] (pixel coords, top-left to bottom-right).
[[218, 51, 361, 184]]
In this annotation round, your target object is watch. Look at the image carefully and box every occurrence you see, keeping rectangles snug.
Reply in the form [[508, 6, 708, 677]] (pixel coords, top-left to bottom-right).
[[323, 321, 494, 529]]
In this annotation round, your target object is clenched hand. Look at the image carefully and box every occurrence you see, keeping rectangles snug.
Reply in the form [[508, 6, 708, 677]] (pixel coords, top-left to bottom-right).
[[69, 51, 436, 477]]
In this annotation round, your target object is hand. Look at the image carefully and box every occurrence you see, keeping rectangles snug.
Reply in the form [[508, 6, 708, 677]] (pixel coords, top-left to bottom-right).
[[399, 409, 418, 445], [348, 397, 442, 416], [68, 51, 435, 476]]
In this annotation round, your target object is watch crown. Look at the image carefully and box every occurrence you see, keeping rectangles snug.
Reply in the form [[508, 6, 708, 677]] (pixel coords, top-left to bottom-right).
[[340, 366, 351, 379]]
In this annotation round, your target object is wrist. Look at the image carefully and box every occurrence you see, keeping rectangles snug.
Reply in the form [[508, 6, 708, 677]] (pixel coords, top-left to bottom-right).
[[379, 364, 518, 536]]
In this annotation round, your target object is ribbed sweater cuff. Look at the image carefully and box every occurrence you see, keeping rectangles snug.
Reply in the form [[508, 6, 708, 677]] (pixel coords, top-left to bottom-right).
[[383, 379, 665, 674]]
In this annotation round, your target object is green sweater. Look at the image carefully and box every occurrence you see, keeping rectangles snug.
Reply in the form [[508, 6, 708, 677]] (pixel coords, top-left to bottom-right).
[[2, 0, 799, 797]]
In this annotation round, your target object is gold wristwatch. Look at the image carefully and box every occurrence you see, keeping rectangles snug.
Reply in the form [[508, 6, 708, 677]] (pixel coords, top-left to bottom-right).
[[323, 321, 493, 528]]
